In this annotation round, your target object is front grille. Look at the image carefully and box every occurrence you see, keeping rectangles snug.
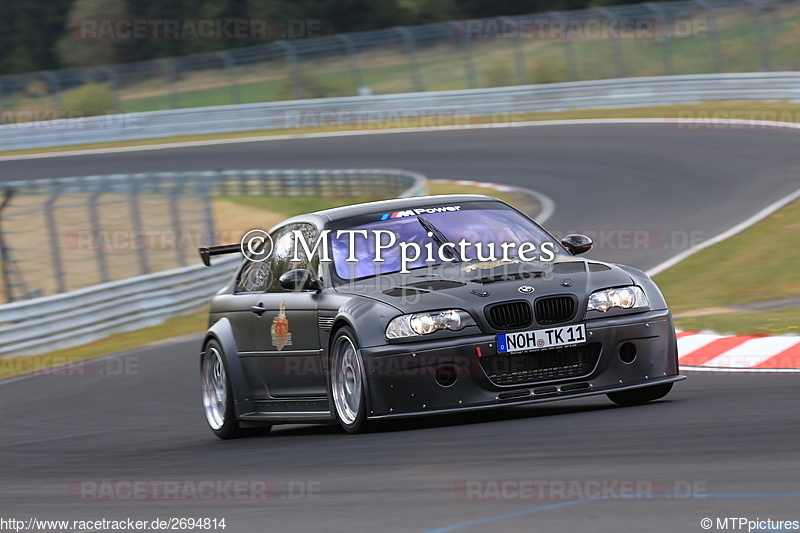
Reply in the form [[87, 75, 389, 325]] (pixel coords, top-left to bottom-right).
[[480, 343, 601, 386], [486, 301, 532, 330], [535, 296, 577, 325]]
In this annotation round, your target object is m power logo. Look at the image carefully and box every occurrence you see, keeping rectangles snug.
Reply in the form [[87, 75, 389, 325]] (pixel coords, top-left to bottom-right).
[[380, 205, 462, 220]]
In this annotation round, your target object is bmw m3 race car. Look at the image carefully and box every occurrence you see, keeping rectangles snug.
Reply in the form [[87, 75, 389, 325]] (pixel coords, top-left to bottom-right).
[[199, 194, 684, 437]]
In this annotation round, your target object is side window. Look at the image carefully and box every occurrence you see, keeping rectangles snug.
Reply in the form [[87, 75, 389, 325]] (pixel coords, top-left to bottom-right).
[[236, 223, 320, 293], [265, 223, 320, 293], [235, 227, 281, 293], [237, 261, 271, 293]]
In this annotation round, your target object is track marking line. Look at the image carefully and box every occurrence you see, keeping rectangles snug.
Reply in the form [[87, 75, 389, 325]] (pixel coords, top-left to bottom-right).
[[645, 182, 800, 278], [422, 499, 590, 533]]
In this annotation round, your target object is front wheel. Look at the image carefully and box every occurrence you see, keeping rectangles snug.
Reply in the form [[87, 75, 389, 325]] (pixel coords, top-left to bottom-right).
[[201, 341, 245, 439], [607, 383, 673, 407], [329, 327, 370, 433]]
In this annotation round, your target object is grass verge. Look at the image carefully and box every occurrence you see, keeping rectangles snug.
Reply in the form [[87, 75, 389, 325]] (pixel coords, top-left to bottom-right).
[[674, 307, 800, 337], [656, 197, 800, 334], [0, 312, 207, 381]]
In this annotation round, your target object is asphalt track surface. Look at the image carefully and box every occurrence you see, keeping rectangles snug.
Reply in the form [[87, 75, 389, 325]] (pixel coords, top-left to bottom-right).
[[2, 123, 800, 532]]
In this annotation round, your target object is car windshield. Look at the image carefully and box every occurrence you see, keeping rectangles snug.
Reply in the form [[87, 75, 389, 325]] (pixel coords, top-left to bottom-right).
[[330, 207, 555, 280]]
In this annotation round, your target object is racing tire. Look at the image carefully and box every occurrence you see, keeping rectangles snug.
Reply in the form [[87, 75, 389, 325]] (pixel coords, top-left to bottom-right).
[[329, 326, 371, 434], [201, 340, 250, 439]]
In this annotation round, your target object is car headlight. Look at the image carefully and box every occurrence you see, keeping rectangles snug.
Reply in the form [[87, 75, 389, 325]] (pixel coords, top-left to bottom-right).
[[587, 286, 648, 312], [386, 310, 476, 339]]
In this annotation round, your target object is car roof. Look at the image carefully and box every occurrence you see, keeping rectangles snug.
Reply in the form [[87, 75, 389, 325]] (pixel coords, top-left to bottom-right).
[[268, 194, 507, 233], [315, 194, 499, 221]]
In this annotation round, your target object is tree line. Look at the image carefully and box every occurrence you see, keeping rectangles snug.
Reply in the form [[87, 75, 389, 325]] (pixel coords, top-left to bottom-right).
[[0, 0, 658, 76]]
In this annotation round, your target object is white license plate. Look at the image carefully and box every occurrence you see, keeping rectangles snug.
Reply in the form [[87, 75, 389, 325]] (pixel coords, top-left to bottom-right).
[[497, 324, 587, 354]]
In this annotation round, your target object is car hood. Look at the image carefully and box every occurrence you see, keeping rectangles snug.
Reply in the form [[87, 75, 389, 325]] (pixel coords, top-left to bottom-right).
[[334, 257, 635, 313]]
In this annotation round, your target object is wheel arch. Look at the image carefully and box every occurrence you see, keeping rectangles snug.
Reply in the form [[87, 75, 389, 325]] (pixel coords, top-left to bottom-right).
[[202, 317, 252, 419], [327, 318, 373, 431], [328, 318, 357, 350], [331, 296, 400, 348]]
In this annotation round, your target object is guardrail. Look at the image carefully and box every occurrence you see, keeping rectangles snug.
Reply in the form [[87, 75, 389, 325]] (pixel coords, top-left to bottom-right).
[[0, 168, 428, 356], [3, 72, 800, 151], [0, 256, 238, 357]]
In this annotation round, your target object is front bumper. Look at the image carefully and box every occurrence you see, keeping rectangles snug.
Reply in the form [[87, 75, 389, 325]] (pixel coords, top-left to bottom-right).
[[360, 309, 684, 419]]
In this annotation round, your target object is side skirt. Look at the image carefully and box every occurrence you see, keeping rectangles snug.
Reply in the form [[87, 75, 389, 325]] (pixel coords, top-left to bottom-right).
[[239, 397, 334, 423]]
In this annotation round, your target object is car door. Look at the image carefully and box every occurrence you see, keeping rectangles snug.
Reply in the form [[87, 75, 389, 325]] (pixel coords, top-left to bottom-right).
[[249, 223, 327, 398], [211, 246, 279, 359], [228, 245, 279, 399]]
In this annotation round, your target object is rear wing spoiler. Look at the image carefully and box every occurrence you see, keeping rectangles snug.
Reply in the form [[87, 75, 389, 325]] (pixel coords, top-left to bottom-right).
[[199, 244, 241, 266]]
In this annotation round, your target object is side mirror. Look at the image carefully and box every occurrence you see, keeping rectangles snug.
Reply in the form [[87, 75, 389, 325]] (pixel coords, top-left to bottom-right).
[[561, 234, 593, 255], [279, 269, 321, 292]]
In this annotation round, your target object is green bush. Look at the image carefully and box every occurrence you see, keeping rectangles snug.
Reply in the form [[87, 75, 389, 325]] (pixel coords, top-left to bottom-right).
[[61, 82, 116, 116]]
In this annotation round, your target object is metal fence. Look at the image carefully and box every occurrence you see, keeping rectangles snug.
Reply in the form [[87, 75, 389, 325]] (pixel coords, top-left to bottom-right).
[[0, 169, 427, 303], [0, 255, 240, 357], [3, 72, 800, 151], [0, 0, 797, 120]]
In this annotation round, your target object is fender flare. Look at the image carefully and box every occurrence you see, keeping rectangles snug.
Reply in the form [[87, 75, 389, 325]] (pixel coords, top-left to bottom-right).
[[202, 318, 252, 419]]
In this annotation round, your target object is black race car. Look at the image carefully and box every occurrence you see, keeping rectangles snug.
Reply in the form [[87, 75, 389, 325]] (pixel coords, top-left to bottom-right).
[[199, 194, 684, 437]]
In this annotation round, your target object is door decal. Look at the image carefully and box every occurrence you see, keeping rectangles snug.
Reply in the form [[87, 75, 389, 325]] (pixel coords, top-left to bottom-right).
[[271, 299, 293, 351]]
